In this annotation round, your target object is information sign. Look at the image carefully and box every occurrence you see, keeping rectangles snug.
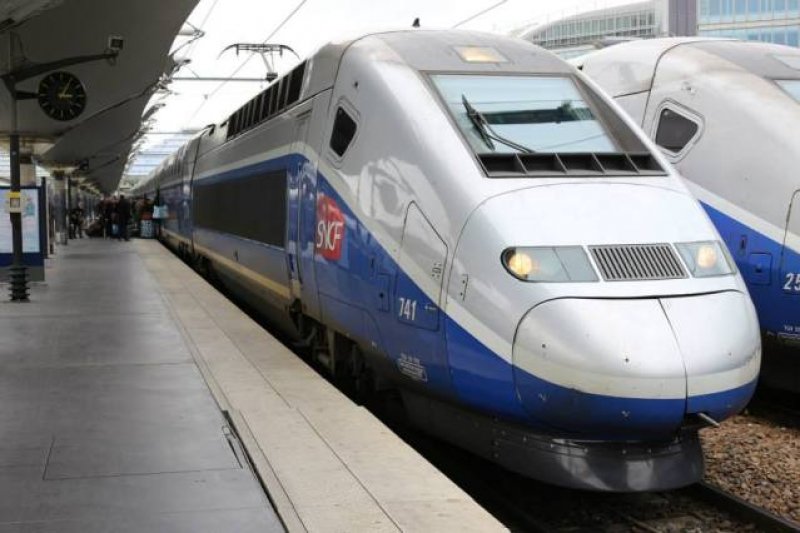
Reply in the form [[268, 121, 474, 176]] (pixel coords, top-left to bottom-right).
[[0, 189, 40, 253]]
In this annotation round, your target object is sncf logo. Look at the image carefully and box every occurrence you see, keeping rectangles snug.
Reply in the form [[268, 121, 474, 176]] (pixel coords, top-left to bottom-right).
[[315, 194, 345, 261]]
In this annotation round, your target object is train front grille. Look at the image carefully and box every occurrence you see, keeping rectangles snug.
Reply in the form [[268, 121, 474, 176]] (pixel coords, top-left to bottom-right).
[[589, 244, 686, 281]]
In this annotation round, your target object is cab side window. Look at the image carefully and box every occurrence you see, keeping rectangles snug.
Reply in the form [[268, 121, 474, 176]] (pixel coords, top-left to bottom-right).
[[329, 107, 357, 157], [654, 108, 699, 153]]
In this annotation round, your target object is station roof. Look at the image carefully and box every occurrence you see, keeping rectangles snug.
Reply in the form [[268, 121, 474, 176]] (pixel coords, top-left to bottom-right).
[[0, 0, 198, 193], [0, 1, 63, 31]]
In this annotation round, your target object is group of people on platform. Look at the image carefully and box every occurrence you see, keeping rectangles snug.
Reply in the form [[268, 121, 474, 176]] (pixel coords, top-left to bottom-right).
[[98, 195, 132, 240], [68, 195, 157, 240]]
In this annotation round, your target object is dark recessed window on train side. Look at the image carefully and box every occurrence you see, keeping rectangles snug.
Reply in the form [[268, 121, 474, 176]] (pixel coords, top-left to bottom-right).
[[227, 115, 236, 138], [330, 107, 357, 157], [241, 103, 250, 131], [254, 96, 262, 123], [287, 61, 306, 104], [230, 111, 241, 137], [259, 91, 269, 121], [275, 78, 286, 110], [655, 108, 699, 153], [193, 170, 287, 248], [269, 85, 279, 118], [246, 100, 255, 128]]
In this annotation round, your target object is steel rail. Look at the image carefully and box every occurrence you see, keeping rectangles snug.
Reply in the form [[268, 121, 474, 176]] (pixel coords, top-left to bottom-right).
[[690, 482, 800, 532]]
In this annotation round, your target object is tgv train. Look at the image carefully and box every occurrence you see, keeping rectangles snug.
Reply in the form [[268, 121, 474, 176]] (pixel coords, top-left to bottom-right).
[[575, 38, 800, 392], [133, 30, 761, 491]]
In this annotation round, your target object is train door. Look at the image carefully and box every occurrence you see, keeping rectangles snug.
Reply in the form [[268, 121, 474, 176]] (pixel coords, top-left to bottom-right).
[[391, 203, 451, 389], [781, 191, 800, 299], [287, 113, 311, 302]]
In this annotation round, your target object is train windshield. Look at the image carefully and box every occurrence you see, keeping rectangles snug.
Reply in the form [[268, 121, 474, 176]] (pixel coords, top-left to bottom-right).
[[431, 74, 617, 154], [777, 80, 800, 103]]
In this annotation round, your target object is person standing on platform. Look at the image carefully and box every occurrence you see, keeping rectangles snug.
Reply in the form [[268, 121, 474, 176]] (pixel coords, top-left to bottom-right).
[[95, 197, 104, 231], [103, 197, 115, 238], [68, 203, 85, 239], [116, 195, 131, 241]]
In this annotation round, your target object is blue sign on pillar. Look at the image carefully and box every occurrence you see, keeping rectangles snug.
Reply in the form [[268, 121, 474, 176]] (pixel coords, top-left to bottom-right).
[[0, 186, 47, 281]]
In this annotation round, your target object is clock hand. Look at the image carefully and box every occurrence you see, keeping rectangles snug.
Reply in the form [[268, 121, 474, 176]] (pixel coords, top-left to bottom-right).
[[59, 79, 72, 99]]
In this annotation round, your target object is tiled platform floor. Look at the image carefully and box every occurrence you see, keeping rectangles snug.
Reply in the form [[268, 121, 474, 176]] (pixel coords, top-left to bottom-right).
[[0, 240, 283, 532]]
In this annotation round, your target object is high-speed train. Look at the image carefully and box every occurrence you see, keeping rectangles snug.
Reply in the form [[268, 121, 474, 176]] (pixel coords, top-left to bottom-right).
[[133, 30, 761, 491], [575, 38, 800, 392]]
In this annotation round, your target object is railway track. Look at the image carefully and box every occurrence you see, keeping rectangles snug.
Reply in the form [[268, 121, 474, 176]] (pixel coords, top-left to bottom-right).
[[690, 482, 799, 533]]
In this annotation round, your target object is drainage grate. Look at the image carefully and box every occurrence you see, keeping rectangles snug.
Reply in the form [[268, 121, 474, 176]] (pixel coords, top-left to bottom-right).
[[590, 244, 686, 281]]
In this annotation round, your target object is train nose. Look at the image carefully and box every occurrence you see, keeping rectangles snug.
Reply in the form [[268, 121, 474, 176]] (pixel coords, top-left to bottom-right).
[[512, 292, 760, 439], [661, 291, 760, 421]]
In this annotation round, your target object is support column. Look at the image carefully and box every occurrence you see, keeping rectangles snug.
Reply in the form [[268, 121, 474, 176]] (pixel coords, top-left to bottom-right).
[[52, 172, 67, 246], [66, 176, 72, 240], [20, 153, 35, 187], [41, 176, 50, 258], [46, 177, 55, 255], [5, 31, 27, 300], [8, 130, 28, 300]]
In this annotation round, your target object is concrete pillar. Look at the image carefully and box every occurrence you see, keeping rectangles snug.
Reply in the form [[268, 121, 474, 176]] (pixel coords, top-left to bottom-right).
[[20, 153, 36, 187], [45, 177, 55, 255], [66, 177, 72, 240], [41, 176, 49, 258], [52, 172, 68, 245]]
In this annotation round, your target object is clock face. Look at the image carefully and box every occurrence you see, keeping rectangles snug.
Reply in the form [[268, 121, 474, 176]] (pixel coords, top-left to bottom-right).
[[37, 71, 87, 121]]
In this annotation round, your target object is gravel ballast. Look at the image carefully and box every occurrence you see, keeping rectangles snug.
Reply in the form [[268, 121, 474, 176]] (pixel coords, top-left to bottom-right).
[[700, 413, 800, 524]]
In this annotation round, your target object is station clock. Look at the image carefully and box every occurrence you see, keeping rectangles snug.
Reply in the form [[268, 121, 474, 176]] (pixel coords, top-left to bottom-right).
[[37, 71, 87, 121]]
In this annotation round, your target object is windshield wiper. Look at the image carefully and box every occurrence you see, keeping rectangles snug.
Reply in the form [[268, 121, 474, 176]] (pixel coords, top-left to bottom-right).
[[461, 94, 535, 154]]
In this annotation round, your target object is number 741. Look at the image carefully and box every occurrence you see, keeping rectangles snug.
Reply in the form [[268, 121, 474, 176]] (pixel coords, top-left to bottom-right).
[[398, 297, 418, 321]]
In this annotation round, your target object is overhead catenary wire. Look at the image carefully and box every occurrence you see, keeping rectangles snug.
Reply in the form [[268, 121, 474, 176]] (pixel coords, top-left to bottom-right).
[[186, 0, 308, 125], [169, 0, 219, 62], [185, 0, 220, 58], [136, 0, 220, 173], [452, 0, 508, 28]]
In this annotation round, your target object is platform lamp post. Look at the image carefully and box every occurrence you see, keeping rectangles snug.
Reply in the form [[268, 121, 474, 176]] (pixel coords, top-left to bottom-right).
[[1, 34, 119, 301]]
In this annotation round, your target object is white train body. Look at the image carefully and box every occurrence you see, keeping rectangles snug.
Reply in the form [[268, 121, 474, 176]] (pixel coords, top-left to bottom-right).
[[134, 31, 761, 491], [576, 38, 800, 390]]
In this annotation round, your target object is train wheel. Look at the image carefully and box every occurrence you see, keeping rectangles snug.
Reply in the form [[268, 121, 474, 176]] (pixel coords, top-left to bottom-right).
[[349, 344, 375, 405]]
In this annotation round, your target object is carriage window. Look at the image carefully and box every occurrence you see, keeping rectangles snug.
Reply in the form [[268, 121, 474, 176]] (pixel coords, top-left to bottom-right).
[[777, 80, 800, 102], [654, 108, 699, 153], [330, 107, 357, 157], [193, 170, 287, 247]]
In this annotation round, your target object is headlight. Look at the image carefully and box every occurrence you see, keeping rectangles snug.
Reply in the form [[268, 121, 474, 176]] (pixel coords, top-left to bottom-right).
[[501, 246, 598, 282], [675, 241, 735, 277]]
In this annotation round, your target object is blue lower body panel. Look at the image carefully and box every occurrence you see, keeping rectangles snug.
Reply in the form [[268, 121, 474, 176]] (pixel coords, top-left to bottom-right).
[[702, 202, 800, 339], [445, 314, 756, 440]]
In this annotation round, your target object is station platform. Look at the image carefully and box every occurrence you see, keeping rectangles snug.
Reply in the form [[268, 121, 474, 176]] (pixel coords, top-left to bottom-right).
[[0, 239, 503, 532]]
